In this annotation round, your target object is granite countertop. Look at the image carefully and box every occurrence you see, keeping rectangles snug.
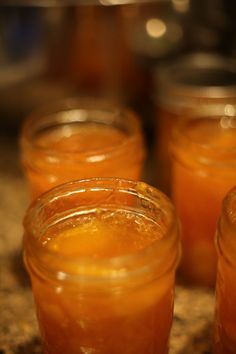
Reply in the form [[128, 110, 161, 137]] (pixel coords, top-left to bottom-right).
[[0, 137, 214, 354]]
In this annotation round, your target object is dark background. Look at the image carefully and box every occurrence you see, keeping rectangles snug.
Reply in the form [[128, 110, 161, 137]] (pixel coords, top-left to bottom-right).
[[0, 0, 235, 142]]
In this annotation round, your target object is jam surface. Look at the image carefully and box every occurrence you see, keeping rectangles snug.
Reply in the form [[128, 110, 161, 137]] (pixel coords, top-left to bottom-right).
[[44, 209, 162, 258]]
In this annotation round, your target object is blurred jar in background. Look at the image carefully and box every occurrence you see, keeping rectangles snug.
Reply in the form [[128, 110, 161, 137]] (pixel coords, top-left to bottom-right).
[[20, 98, 145, 199], [58, 6, 140, 102], [63, 4, 184, 99], [171, 112, 236, 287], [120, 2, 184, 142], [0, 4, 185, 138], [154, 53, 236, 195], [42, 3, 184, 153], [214, 186, 236, 354]]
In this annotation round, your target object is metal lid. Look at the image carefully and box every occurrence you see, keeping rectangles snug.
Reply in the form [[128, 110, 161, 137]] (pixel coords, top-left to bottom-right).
[[155, 53, 236, 104]]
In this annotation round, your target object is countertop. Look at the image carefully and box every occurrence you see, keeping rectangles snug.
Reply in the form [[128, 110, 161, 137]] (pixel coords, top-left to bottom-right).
[[0, 137, 214, 354]]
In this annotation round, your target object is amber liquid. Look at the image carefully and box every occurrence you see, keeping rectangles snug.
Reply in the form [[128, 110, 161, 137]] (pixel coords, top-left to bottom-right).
[[24, 122, 144, 198], [172, 118, 236, 286], [30, 208, 174, 354]]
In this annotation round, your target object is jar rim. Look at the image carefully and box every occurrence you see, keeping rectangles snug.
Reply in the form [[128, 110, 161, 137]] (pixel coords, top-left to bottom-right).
[[24, 178, 179, 283], [20, 97, 143, 162], [155, 53, 236, 105]]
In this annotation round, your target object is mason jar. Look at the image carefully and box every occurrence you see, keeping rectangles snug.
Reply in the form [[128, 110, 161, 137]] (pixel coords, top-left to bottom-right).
[[23, 177, 180, 354]]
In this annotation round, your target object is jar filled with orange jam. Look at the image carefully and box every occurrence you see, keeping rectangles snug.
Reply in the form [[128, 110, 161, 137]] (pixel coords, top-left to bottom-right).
[[20, 98, 145, 199], [214, 186, 236, 354], [171, 114, 236, 287], [23, 178, 180, 354], [154, 53, 236, 194]]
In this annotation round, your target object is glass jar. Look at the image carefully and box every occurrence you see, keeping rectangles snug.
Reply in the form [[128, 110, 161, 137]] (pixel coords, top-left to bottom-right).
[[20, 97, 145, 199], [23, 177, 180, 354], [154, 53, 236, 194], [171, 113, 236, 287], [214, 186, 236, 354]]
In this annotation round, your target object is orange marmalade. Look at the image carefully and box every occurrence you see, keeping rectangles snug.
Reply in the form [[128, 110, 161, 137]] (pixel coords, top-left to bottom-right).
[[24, 178, 180, 354], [155, 53, 236, 195], [214, 186, 236, 354], [20, 98, 145, 199], [171, 115, 236, 287]]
